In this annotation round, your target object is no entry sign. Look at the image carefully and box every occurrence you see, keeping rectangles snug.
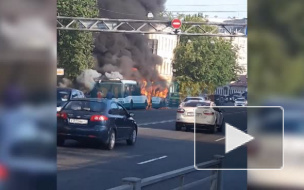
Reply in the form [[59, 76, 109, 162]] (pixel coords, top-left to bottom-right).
[[171, 19, 182, 29]]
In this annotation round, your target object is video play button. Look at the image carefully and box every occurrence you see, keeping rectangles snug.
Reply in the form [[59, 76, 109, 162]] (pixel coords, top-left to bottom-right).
[[225, 123, 254, 153]]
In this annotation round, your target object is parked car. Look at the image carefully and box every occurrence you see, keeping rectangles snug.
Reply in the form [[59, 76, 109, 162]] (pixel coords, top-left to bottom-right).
[[168, 92, 180, 107], [57, 99, 138, 150], [231, 93, 243, 102], [176, 100, 224, 133], [57, 88, 85, 111], [234, 97, 247, 106]]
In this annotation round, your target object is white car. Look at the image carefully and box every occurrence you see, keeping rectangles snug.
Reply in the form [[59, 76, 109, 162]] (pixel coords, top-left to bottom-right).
[[179, 96, 205, 107], [234, 97, 247, 106], [176, 101, 224, 133]]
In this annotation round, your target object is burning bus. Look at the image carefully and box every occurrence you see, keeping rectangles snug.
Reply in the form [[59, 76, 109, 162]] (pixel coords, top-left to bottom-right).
[[89, 78, 169, 109], [89, 79, 148, 110]]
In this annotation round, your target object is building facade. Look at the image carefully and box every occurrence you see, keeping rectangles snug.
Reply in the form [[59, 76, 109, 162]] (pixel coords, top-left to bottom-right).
[[231, 36, 247, 75], [215, 75, 247, 96], [148, 34, 178, 92]]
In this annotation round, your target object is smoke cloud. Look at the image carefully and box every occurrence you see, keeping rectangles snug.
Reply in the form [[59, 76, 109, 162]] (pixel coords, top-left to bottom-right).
[[76, 69, 101, 91], [94, 0, 168, 88]]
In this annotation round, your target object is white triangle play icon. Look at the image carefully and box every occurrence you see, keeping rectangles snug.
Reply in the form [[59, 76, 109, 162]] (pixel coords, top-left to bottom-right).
[[225, 123, 254, 154]]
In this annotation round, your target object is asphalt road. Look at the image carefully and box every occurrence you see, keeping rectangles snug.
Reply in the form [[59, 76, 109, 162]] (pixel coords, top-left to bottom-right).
[[57, 106, 247, 190]]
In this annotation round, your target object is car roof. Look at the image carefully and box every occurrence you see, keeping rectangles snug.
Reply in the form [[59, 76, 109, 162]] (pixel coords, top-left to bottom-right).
[[57, 87, 81, 91], [69, 98, 109, 102]]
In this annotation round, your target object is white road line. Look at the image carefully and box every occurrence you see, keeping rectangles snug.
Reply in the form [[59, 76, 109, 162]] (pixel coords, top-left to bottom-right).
[[214, 129, 248, 142], [137, 156, 168, 165], [138, 120, 175, 126], [215, 137, 225, 142]]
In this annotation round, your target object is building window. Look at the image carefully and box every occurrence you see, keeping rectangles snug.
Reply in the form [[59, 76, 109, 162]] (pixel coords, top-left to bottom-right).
[[148, 39, 158, 55]]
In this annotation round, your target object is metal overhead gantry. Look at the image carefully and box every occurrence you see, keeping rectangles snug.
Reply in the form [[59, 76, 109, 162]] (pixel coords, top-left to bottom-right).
[[57, 16, 247, 37]]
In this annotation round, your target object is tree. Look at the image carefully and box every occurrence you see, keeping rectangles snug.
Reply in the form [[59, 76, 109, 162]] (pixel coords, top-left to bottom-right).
[[57, 0, 99, 80], [173, 15, 241, 100]]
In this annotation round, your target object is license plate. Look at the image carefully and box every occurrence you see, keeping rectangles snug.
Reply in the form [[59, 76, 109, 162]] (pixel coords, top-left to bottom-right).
[[187, 112, 194, 116], [69, 119, 88, 124]]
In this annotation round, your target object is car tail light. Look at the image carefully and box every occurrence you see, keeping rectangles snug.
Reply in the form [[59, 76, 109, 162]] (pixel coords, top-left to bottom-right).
[[203, 110, 214, 115], [0, 164, 8, 180], [57, 112, 68, 119], [177, 108, 185, 113], [90, 115, 108, 121]]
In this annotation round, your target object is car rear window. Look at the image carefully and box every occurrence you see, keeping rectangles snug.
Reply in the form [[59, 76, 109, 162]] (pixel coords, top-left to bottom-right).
[[184, 98, 202, 102], [236, 98, 245, 101], [64, 101, 106, 112], [57, 89, 70, 101], [184, 102, 210, 107]]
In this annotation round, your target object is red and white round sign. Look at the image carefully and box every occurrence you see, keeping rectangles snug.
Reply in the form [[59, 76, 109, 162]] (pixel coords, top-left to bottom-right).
[[171, 19, 182, 29]]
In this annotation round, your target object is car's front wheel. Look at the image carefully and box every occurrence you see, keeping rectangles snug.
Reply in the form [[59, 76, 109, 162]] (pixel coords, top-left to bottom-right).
[[105, 130, 116, 150], [127, 127, 137, 145], [57, 137, 65, 146], [130, 100, 134, 110], [218, 118, 225, 132], [175, 123, 182, 131], [211, 122, 218, 133]]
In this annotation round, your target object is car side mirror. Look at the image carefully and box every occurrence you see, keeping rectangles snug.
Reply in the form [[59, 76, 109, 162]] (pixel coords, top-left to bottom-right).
[[129, 112, 135, 117]]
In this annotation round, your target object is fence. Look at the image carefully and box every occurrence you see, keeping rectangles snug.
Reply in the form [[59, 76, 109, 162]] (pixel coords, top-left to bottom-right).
[[107, 155, 224, 190]]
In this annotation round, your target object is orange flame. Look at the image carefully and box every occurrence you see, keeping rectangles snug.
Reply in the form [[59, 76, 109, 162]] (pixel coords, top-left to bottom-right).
[[140, 80, 168, 109]]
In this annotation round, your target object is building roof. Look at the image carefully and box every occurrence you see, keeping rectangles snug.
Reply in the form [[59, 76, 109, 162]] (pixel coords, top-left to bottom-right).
[[230, 75, 247, 87]]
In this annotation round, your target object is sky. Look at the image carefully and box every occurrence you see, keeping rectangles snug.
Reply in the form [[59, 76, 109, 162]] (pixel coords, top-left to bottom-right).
[[165, 0, 247, 19]]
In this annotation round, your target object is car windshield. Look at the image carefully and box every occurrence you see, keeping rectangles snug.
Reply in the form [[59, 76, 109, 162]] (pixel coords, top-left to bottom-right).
[[57, 89, 70, 101], [184, 98, 202, 102], [184, 102, 210, 107], [236, 98, 245, 101], [64, 101, 107, 112]]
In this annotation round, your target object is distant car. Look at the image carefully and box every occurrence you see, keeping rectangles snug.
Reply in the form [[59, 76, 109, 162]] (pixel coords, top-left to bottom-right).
[[168, 92, 180, 107], [176, 101, 224, 133], [57, 88, 85, 112], [152, 97, 166, 108], [234, 97, 247, 106], [231, 93, 243, 101], [57, 99, 138, 150], [179, 96, 206, 107]]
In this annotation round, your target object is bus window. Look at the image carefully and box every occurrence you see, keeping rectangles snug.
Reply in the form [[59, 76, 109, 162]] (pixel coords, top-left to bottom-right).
[[124, 85, 131, 97], [113, 85, 122, 98], [98, 83, 123, 98]]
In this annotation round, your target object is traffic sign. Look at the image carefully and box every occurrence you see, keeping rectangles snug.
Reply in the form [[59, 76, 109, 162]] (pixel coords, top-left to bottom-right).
[[57, 68, 64, 76], [171, 19, 182, 29]]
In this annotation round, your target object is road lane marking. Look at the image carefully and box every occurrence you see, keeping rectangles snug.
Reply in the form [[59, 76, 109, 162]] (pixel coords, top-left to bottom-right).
[[137, 156, 167, 165], [138, 120, 175, 126], [214, 129, 247, 142], [215, 137, 225, 142]]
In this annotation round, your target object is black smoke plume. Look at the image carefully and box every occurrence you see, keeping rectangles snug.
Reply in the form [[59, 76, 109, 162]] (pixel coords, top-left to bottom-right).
[[94, 0, 167, 86]]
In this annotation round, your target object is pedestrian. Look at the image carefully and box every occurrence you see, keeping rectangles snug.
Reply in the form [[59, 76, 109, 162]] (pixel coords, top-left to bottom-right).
[[106, 88, 114, 99]]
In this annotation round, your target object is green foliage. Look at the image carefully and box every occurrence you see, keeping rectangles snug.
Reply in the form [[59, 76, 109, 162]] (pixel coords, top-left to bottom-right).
[[57, 0, 99, 79], [173, 15, 240, 99], [249, 0, 304, 102]]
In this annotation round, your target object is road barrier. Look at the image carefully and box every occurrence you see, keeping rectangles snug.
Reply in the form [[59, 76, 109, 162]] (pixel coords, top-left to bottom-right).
[[107, 155, 224, 190]]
